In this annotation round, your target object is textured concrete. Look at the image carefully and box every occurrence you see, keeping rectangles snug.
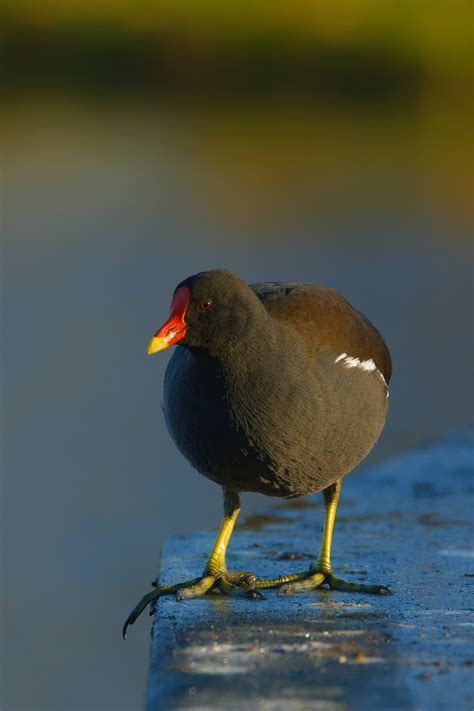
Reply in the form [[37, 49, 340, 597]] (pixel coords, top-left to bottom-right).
[[147, 429, 474, 711]]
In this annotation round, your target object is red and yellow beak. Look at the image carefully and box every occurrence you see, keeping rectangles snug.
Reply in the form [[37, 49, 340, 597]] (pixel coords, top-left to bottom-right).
[[147, 286, 191, 355]]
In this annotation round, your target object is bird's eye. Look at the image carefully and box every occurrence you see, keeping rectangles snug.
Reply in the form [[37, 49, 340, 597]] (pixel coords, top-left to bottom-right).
[[198, 299, 213, 312]]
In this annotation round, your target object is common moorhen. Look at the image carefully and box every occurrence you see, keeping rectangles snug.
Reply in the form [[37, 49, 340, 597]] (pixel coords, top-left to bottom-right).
[[124, 269, 392, 637]]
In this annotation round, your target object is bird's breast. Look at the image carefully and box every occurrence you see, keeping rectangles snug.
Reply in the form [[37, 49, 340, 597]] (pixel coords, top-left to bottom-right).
[[163, 347, 267, 490]]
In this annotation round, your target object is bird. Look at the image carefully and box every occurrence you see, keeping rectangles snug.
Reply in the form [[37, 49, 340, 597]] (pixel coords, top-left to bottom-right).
[[123, 268, 392, 637]]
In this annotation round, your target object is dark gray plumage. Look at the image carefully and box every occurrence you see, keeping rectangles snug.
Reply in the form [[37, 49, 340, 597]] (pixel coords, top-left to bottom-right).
[[163, 269, 390, 498]]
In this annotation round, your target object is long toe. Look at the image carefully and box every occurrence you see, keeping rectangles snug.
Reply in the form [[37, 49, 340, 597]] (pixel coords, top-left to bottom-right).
[[275, 570, 393, 597], [277, 572, 326, 595], [175, 576, 216, 601], [123, 569, 272, 637], [123, 575, 208, 637], [327, 574, 393, 595], [123, 590, 158, 639]]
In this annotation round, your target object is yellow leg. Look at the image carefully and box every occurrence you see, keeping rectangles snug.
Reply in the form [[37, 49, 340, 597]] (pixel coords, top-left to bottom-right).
[[123, 488, 262, 638], [274, 481, 340, 593], [253, 482, 340, 593], [274, 480, 392, 596], [203, 489, 241, 576], [313, 480, 341, 573]]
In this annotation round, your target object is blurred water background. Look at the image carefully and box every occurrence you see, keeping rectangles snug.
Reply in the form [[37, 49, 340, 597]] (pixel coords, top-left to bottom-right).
[[1, 2, 473, 710]]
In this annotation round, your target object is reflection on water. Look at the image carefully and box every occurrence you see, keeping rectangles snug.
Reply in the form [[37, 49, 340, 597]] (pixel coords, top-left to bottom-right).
[[2, 96, 473, 710]]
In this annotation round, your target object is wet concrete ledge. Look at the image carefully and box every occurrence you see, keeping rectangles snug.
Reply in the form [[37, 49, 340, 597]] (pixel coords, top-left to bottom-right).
[[147, 428, 474, 711]]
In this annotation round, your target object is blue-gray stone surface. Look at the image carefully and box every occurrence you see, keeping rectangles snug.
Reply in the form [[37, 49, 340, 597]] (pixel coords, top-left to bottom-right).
[[147, 429, 474, 710]]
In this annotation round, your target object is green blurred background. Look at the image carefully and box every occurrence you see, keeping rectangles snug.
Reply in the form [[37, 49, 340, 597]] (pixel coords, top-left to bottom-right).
[[2, 2, 473, 710]]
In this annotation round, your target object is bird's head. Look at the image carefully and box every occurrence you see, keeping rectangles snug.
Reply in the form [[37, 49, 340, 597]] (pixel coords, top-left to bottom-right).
[[147, 269, 265, 356]]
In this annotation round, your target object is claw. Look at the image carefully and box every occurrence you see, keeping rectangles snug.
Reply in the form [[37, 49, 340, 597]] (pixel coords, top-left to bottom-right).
[[247, 589, 266, 600], [375, 586, 393, 596], [122, 590, 157, 639]]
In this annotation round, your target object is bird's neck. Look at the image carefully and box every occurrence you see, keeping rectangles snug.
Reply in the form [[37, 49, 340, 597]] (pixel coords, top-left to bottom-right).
[[216, 311, 281, 372], [190, 300, 275, 362]]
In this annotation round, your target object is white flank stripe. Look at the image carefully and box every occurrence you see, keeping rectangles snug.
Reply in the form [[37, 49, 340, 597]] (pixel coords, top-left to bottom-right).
[[339, 355, 377, 372], [335, 353, 389, 398], [335, 353, 388, 396], [360, 358, 377, 372], [343, 356, 361, 369]]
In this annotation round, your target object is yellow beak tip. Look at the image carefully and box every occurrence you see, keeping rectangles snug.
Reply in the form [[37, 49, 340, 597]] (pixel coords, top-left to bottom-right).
[[147, 337, 167, 355]]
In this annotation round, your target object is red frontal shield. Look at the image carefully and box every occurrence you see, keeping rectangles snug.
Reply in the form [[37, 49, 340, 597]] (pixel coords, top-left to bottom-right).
[[147, 286, 190, 354]]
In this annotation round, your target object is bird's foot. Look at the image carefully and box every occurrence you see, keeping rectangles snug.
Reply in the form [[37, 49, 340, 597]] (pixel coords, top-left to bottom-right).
[[123, 571, 264, 638], [275, 568, 392, 596], [215, 570, 267, 598]]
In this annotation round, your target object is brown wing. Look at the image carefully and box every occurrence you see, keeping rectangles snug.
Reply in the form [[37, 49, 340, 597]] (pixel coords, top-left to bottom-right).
[[250, 282, 392, 384]]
